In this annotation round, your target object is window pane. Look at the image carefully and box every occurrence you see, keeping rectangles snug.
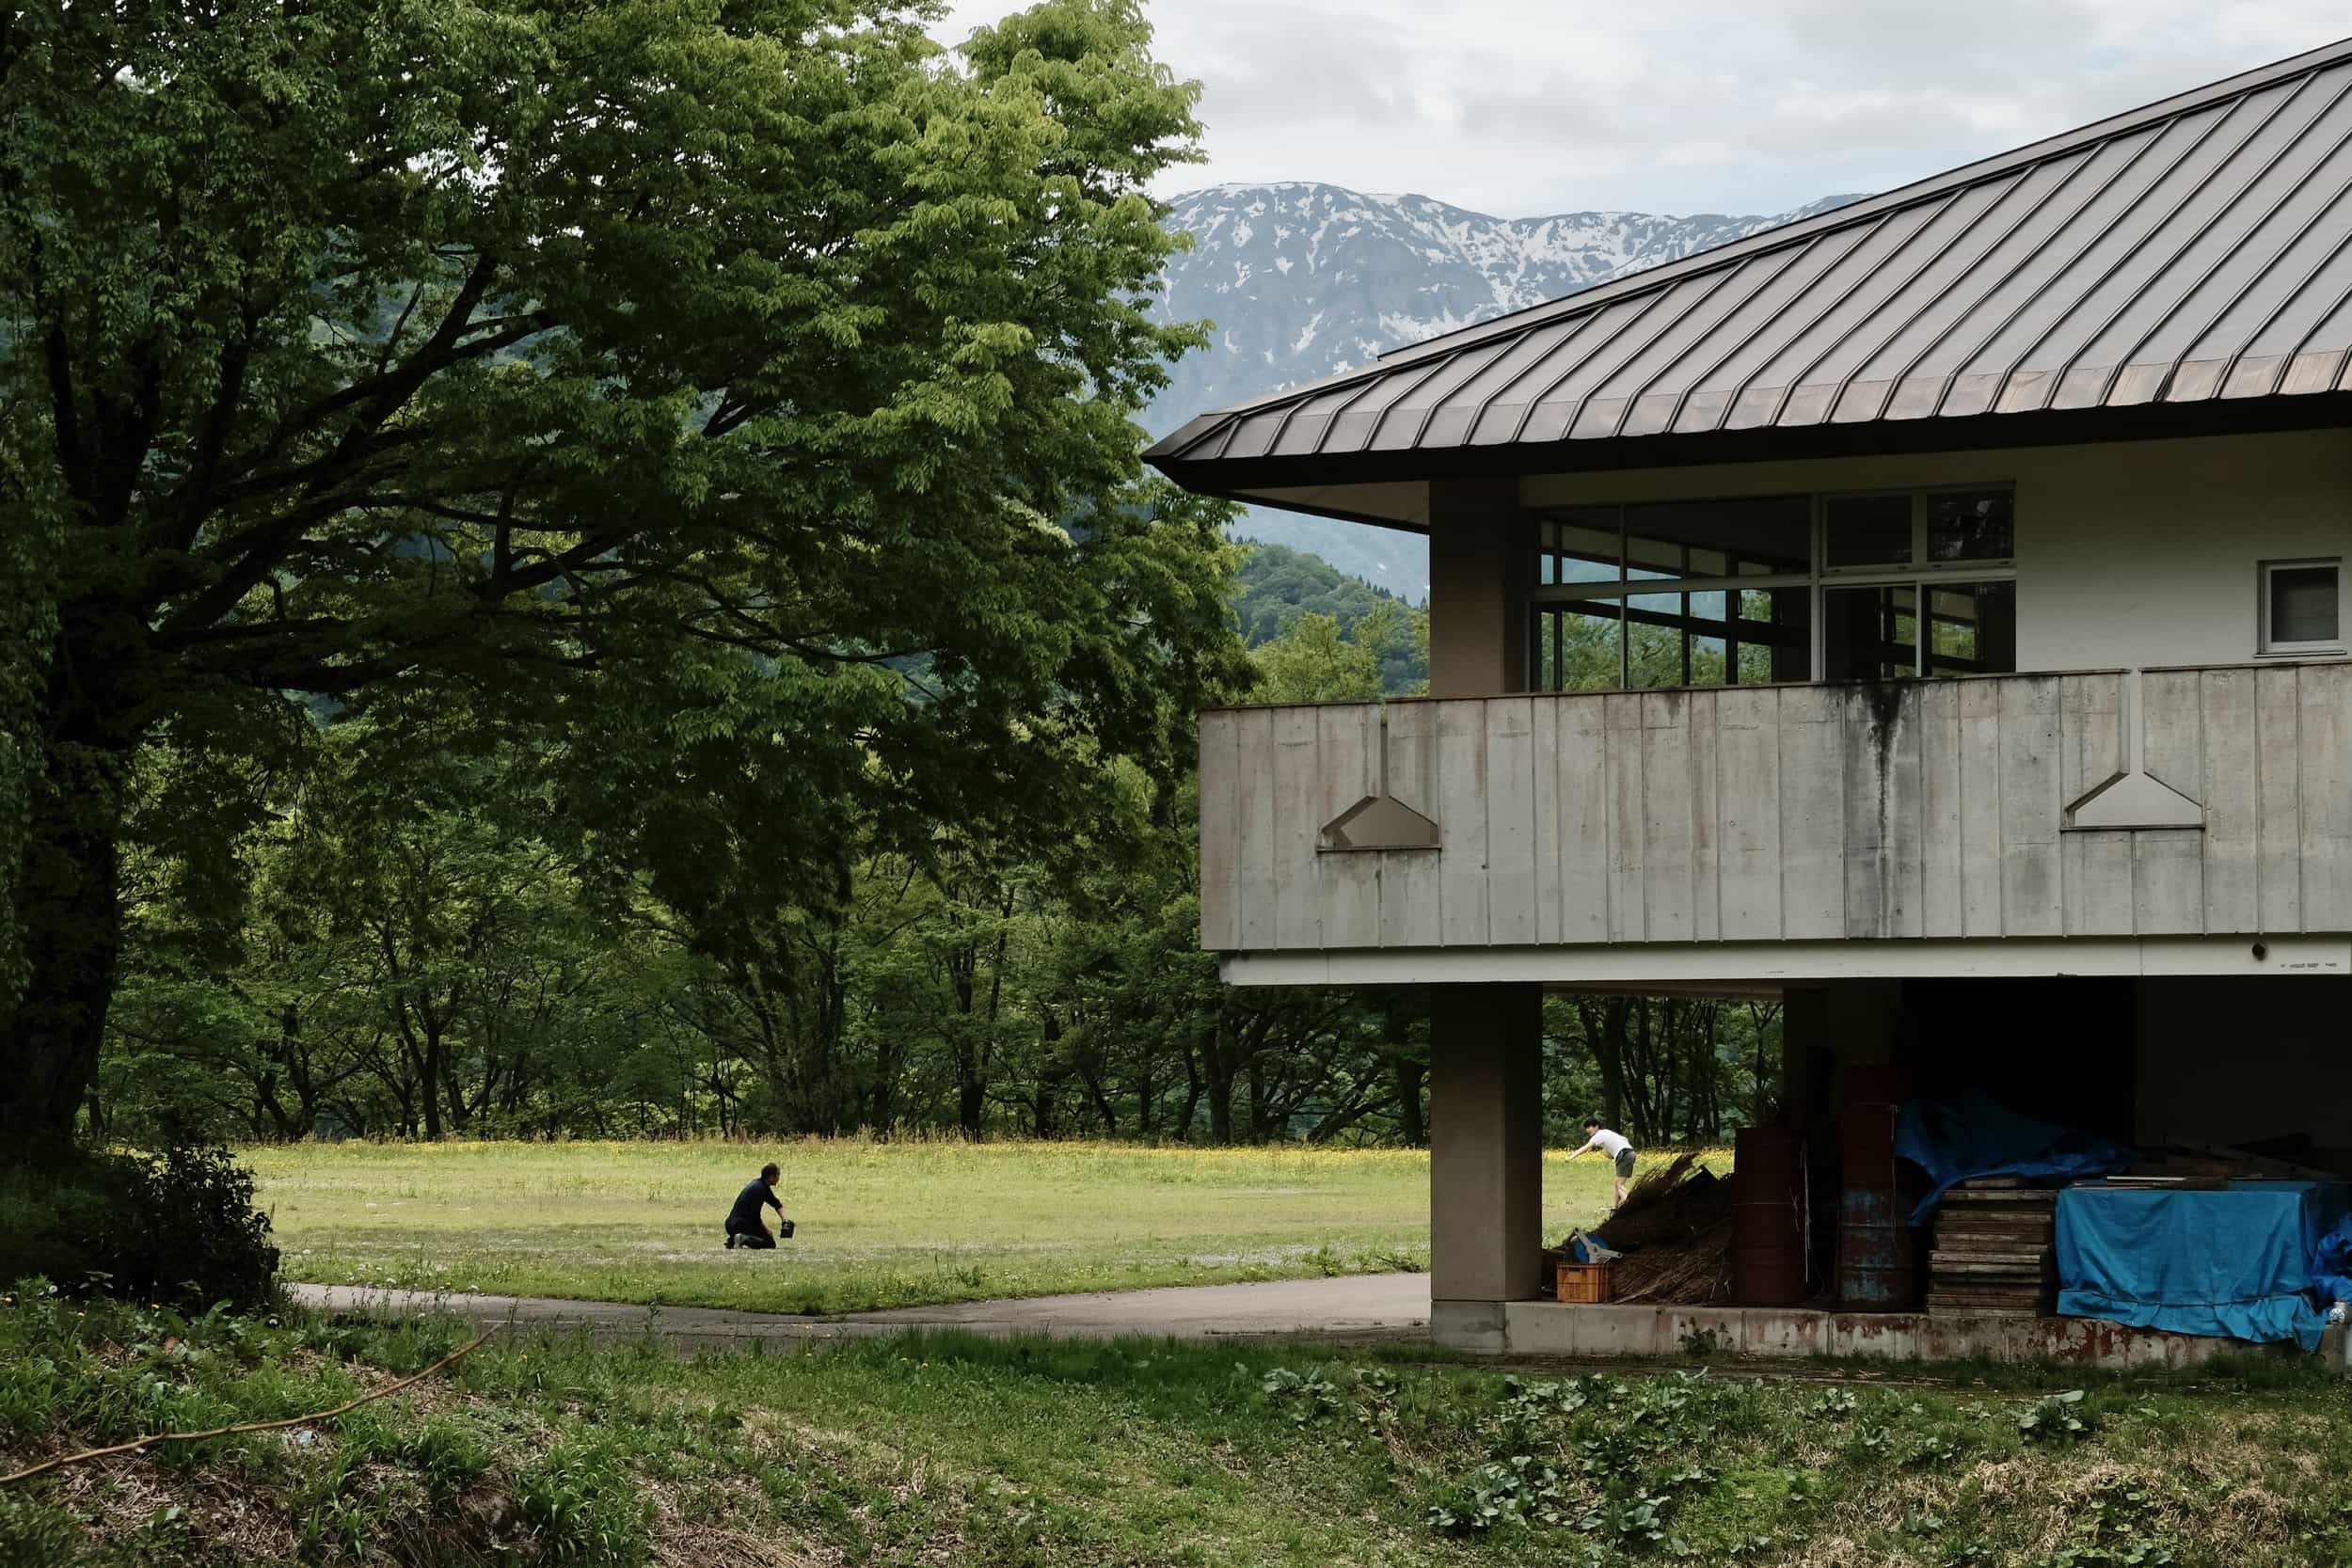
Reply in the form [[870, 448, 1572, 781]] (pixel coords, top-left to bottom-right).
[[2270, 565, 2339, 645], [1617, 588, 1809, 689], [1534, 601, 1624, 691], [1823, 584, 1917, 679], [1735, 586, 1812, 684], [1824, 494, 1913, 568], [1924, 581, 2016, 676], [1928, 489, 2014, 562], [1540, 508, 1621, 586], [1629, 592, 1692, 689], [1625, 497, 1811, 582]]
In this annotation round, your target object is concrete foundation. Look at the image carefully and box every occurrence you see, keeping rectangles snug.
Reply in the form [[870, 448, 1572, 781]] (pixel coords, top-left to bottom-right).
[[1476, 1302, 2284, 1368]]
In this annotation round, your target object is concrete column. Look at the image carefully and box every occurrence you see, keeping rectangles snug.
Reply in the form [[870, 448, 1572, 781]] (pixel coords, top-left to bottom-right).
[[1426, 477, 1533, 698], [1426, 479, 1543, 1351], [1822, 979, 1902, 1069], [1428, 982, 1545, 1350]]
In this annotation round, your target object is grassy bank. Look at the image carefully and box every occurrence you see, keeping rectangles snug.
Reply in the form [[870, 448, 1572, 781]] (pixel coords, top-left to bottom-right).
[[250, 1141, 1708, 1314], [8, 1291, 2352, 1566]]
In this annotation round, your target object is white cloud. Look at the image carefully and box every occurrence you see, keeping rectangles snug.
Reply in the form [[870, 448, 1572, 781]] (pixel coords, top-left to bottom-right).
[[936, 0, 2350, 217]]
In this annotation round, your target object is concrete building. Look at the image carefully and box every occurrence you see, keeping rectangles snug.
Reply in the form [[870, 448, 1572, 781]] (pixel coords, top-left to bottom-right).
[[1147, 40, 2352, 1355]]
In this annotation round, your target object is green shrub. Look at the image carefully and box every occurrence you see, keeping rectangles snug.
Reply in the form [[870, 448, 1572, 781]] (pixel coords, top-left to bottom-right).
[[518, 1441, 653, 1564], [0, 1491, 87, 1568], [0, 1146, 278, 1311]]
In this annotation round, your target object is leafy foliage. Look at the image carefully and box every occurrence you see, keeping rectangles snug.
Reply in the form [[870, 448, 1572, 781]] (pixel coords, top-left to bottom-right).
[[1233, 543, 1427, 693], [0, 0, 1248, 1145], [2019, 1388, 2094, 1444], [1, 1146, 278, 1311]]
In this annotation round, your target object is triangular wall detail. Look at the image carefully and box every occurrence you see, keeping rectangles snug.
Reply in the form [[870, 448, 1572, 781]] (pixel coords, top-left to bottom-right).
[[1321, 793, 1440, 851], [2065, 769, 2204, 832]]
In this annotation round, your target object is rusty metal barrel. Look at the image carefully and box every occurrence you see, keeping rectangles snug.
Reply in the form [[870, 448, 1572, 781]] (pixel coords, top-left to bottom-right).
[[1731, 1125, 1806, 1306], [1836, 1187, 1918, 1309], [1840, 1064, 1907, 1187]]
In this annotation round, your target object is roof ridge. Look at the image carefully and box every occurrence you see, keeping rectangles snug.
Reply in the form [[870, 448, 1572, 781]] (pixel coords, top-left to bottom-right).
[[1320, 34, 2352, 385]]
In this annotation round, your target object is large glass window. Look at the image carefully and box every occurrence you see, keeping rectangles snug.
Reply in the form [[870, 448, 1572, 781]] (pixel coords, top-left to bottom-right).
[[1534, 498, 1814, 692], [1818, 485, 2016, 681], [1534, 484, 2015, 689]]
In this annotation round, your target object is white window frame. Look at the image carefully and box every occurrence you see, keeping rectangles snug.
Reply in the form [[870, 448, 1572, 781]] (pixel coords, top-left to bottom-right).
[[1528, 483, 2018, 687], [1815, 486, 2016, 679], [2258, 557, 2344, 657]]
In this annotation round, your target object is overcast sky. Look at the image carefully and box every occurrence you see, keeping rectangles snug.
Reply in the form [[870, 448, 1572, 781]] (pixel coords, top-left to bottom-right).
[[935, 1, 2351, 218]]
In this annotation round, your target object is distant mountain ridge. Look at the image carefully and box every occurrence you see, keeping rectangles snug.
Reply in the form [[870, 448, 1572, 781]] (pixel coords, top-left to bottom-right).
[[1145, 182, 1857, 598]]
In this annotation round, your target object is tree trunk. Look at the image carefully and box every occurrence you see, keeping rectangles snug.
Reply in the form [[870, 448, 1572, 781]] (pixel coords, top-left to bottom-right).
[[1393, 1058, 1426, 1145], [1204, 1017, 1236, 1144], [1245, 1053, 1272, 1141], [957, 1053, 987, 1140], [0, 722, 131, 1153], [1597, 996, 1629, 1132]]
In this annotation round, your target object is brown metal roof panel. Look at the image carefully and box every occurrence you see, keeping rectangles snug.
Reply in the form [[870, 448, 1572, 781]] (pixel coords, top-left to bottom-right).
[[2158, 357, 2230, 401], [2278, 347, 2348, 393], [1317, 355, 1458, 451], [1828, 377, 1899, 422], [2144, 94, 2352, 360], [1556, 275, 1751, 439], [1505, 287, 1699, 443], [1568, 256, 1785, 428], [2182, 174, 2352, 367], [1464, 310, 1625, 444], [2045, 71, 2352, 408], [1366, 339, 1518, 451], [1553, 266, 1764, 439], [1664, 232, 1872, 431], [1694, 211, 1952, 430], [1815, 168, 2061, 422], [1217, 404, 1303, 461], [1357, 37, 2352, 382], [1920, 108, 2239, 405], [1265, 382, 1385, 456], [1844, 137, 2145, 402], [1145, 412, 1232, 464], [1144, 40, 2352, 484], [1881, 374, 1952, 420], [1420, 320, 1596, 448], [1736, 190, 1996, 418], [1970, 97, 2280, 413]]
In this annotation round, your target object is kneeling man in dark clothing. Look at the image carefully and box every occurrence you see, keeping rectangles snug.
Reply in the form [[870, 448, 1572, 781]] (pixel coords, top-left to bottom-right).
[[723, 1163, 789, 1249]]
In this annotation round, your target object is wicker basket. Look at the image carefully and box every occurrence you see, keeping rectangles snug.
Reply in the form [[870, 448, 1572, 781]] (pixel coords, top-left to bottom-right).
[[1555, 1260, 1615, 1305]]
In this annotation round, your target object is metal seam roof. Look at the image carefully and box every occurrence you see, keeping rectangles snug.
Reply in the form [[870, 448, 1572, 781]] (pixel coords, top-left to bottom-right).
[[1147, 37, 2352, 475]]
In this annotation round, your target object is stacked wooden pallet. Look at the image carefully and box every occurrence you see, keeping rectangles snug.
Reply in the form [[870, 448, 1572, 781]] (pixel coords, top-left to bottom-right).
[[1925, 1177, 2057, 1317]]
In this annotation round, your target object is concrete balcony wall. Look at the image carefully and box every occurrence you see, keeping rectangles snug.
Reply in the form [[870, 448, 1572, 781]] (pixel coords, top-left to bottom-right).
[[1197, 661, 2352, 954]]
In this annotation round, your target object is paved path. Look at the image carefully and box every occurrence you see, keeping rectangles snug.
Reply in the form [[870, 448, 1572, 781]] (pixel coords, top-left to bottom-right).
[[286, 1274, 1432, 1346]]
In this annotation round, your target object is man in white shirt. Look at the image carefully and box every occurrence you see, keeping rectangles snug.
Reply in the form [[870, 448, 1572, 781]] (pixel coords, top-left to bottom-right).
[[1571, 1119, 1637, 1208]]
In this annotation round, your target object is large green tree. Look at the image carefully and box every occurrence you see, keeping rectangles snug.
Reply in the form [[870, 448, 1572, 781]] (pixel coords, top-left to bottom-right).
[[0, 0, 1245, 1147]]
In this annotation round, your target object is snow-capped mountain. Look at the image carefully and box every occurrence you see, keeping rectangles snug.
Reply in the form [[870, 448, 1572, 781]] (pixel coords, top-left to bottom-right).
[[1146, 183, 1856, 598]]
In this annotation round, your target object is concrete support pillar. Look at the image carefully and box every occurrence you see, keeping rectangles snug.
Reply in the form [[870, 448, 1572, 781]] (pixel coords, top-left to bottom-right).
[[1781, 986, 1828, 1129], [1426, 477, 1533, 699], [1822, 979, 1903, 1069], [1429, 982, 1544, 1350]]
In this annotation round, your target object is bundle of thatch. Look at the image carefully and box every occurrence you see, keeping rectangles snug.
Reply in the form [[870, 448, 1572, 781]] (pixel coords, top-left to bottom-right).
[[1593, 1151, 1735, 1305]]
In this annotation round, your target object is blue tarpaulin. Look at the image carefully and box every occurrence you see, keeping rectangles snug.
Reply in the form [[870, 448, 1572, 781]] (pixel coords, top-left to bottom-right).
[[2315, 1210, 2352, 1306], [2056, 1181, 2350, 1351], [1897, 1088, 2134, 1225]]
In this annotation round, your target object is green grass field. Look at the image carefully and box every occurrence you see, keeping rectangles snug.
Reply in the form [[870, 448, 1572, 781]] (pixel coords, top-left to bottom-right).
[[251, 1140, 1707, 1314], [8, 1293, 2352, 1567]]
